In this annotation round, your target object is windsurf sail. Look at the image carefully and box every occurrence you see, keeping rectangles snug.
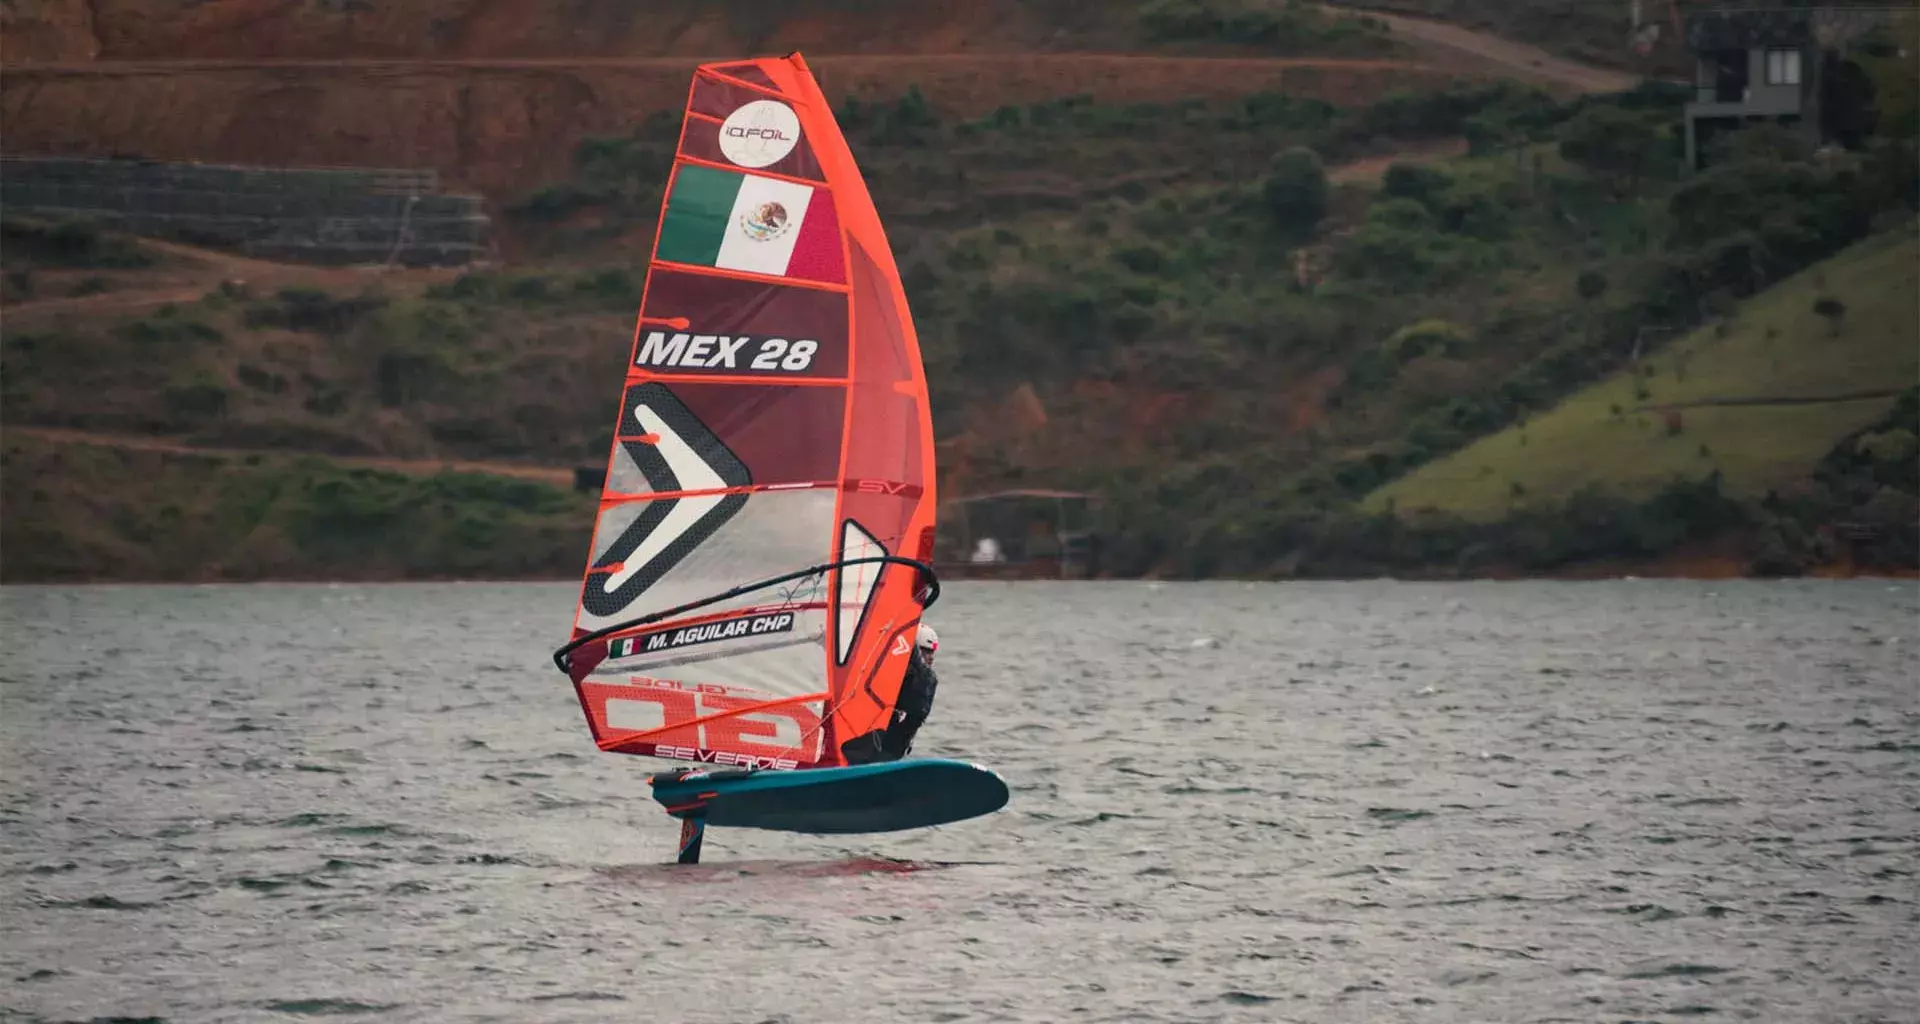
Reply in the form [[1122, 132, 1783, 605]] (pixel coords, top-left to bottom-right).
[[553, 52, 938, 773]]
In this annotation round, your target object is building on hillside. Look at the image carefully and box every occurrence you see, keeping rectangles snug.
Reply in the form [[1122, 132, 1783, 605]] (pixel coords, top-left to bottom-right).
[[1682, 2, 1917, 170], [934, 489, 1105, 580]]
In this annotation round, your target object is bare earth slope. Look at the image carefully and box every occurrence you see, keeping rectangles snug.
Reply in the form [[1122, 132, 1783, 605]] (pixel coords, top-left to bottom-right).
[[3, 0, 1127, 63], [1, 57, 1466, 199], [1, 0, 1640, 199]]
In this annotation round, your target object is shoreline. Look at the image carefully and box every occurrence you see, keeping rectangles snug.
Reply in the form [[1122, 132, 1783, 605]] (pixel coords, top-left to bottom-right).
[[3, 568, 1913, 587]]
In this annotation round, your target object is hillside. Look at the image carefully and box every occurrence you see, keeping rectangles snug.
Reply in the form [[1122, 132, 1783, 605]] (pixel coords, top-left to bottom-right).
[[1, 434, 594, 581], [2, 85, 1496, 470], [4, 2, 1914, 582], [9, 74, 1918, 582], [1365, 229, 1920, 521]]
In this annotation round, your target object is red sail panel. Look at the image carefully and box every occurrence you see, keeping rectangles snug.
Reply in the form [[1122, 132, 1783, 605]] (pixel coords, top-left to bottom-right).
[[562, 53, 934, 772]]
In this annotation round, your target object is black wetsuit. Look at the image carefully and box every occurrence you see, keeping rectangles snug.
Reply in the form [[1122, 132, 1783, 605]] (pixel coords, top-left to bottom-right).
[[840, 649, 938, 764]]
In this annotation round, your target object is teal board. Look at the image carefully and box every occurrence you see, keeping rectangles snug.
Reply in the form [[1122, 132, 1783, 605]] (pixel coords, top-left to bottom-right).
[[648, 758, 1009, 835]]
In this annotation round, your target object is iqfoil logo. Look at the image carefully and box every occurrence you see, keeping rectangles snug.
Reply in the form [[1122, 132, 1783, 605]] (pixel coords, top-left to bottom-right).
[[719, 100, 801, 168]]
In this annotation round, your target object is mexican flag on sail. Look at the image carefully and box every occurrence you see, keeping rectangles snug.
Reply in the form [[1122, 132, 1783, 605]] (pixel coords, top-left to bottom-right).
[[656, 165, 845, 285]]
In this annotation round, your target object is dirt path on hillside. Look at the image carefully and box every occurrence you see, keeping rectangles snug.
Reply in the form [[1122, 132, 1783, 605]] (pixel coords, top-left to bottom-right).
[[8, 425, 578, 487], [1316, 3, 1640, 94], [1637, 390, 1908, 412], [3, 287, 209, 322]]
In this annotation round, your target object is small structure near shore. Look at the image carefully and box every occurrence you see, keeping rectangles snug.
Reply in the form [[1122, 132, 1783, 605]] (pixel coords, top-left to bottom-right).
[[935, 489, 1105, 579]]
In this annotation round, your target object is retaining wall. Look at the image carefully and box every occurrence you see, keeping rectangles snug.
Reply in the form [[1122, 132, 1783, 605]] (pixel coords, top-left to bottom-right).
[[0, 157, 489, 266]]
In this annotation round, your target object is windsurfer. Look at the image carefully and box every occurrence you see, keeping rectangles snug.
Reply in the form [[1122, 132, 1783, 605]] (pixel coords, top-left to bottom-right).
[[842, 623, 940, 764]]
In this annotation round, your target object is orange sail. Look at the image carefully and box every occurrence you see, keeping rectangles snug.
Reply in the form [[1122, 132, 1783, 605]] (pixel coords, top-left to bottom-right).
[[552, 53, 938, 772]]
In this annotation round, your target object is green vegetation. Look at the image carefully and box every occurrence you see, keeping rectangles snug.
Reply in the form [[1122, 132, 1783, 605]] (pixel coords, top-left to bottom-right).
[[1138, 0, 1395, 56], [6, 68, 1915, 581], [2, 274, 630, 460], [1366, 229, 1920, 519], [0, 437, 593, 582], [509, 79, 1578, 255], [508, 111, 681, 239], [423, 267, 643, 311], [1, 215, 154, 270], [881, 77, 1908, 576]]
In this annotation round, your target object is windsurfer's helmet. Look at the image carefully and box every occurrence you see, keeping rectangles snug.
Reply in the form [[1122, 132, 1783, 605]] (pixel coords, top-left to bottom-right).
[[916, 623, 939, 663]]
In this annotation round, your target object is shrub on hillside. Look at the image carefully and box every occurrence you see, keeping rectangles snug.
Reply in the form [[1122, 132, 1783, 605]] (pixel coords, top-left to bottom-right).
[[0, 217, 153, 270], [850, 86, 940, 147], [1235, 92, 1340, 134], [1577, 269, 1609, 300], [1385, 319, 1470, 362], [1430, 175, 1516, 239], [1381, 163, 1453, 205], [1138, 0, 1389, 53], [1703, 122, 1814, 165], [245, 287, 388, 335], [1669, 158, 1876, 252], [571, 268, 641, 309], [506, 113, 680, 223], [1334, 210, 1496, 290], [114, 311, 224, 348], [1368, 197, 1436, 231], [374, 351, 454, 408], [1658, 157, 1882, 307], [1262, 146, 1329, 236], [163, 377, 230, 421], [1350, 81, 1559, 148], [1558, 105, 1666, 194], [1, 269, 32, 303]]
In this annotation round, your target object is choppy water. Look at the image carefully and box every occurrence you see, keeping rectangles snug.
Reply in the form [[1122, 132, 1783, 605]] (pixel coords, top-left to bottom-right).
[[2, 580, 1917, 1023]]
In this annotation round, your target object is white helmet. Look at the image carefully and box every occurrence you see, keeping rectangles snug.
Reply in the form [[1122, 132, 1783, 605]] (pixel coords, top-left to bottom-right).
[[915, 623, 939, 661]]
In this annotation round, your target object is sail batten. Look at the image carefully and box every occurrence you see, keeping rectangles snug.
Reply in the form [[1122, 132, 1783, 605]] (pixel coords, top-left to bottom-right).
[[559, 52, 935, 772]]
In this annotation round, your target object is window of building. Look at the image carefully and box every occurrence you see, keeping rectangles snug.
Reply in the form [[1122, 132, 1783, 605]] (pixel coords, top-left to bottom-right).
[[1765, 48, 1802, 86]]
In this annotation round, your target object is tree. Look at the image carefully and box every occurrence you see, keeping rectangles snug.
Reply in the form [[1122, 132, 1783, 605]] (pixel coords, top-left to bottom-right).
[[1381, 162, 1451, 205], [1577, 269, 1609, 301], [1263, 146, 1329, 236], [1813, 296, 1847, 336], [1558, 106, 1663, 194], [1856, 27, 1919, 142]]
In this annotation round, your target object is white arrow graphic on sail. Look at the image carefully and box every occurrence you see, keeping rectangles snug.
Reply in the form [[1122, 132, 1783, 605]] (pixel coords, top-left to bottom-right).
[[602, 402, 730, 595], [836, 518, 885, 661]]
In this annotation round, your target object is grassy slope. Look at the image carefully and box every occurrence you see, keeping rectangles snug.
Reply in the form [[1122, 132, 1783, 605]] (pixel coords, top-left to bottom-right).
[[0, 436, 593, 582], [1364, 228, 1920, 521]]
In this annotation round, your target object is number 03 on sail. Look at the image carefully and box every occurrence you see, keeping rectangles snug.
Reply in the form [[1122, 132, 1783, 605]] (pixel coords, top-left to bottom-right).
[[550, 52, 1008, 863]]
